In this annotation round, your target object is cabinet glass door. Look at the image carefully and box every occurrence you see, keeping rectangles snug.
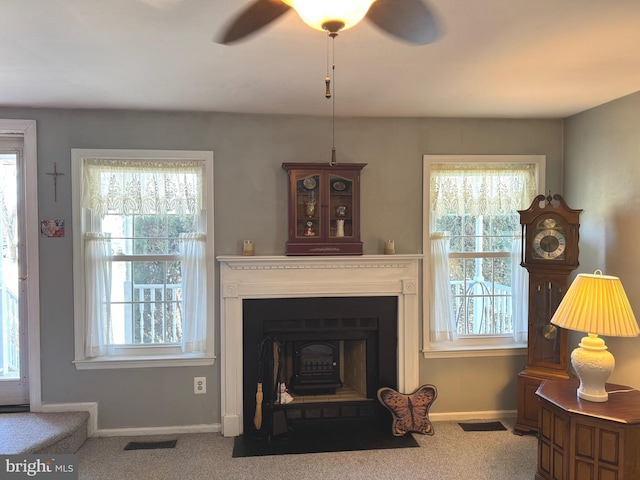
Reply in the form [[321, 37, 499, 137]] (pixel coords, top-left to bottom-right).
[[295, 174, 321, 239], [329, 175, 353, 239]]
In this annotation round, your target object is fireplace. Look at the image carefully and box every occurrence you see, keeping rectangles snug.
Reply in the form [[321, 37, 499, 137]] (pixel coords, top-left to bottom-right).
[[242, 296, 397, 433], [218, 254, 421, 437]]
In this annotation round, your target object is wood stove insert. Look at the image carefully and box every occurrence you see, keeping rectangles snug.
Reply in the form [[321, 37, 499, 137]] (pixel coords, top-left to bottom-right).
[[291, 340, 343, 395]]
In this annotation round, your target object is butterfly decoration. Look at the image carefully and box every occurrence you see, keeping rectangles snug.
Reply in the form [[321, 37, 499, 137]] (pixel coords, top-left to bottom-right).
[[377, 384, 437, 436]]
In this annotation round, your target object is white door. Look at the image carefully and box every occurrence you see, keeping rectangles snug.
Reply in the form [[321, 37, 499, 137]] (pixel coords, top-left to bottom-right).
[[0, 137, 29, 405], [0, 120, 40, 409]]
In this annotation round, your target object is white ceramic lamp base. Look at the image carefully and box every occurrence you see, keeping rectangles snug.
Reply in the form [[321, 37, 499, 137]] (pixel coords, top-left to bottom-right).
[[571, 333, 615, 402]]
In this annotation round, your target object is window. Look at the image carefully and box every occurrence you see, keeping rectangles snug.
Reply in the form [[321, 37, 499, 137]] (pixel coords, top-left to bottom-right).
[[72, 149, 214, 369], [423, 155, 545, 357]]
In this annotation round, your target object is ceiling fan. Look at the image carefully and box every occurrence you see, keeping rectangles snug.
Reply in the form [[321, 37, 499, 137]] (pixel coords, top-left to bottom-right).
[[217, 0, 443, 45]]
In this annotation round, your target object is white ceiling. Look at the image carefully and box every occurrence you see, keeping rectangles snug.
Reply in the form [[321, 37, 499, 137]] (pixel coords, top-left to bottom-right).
[[3, 0, 640, 118]]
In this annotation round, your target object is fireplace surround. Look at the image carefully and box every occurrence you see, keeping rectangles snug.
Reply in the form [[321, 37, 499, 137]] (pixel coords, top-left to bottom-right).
[[218, 254, 421, 437]]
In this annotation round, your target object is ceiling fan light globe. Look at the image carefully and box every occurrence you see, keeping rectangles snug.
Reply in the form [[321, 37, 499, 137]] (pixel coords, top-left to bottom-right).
[[282, 0, 376, 32]]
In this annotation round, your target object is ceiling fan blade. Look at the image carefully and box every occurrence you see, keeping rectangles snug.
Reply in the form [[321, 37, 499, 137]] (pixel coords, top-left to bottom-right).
[[366, 0, 443, 45], [217, 0, 291, 45]]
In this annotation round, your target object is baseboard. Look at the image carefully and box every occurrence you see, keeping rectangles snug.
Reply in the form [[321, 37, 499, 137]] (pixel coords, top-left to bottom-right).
[[93, 413, 511, 437], [36, 403, 510, 438], [429, 409, 516, 422], [94, 423, 221, 437], [38, 402, 221, 438], [41, 402, 99, 437]]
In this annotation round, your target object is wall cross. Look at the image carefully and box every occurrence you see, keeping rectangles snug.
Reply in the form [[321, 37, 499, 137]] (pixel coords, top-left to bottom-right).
[[46, 162, 64, 202]]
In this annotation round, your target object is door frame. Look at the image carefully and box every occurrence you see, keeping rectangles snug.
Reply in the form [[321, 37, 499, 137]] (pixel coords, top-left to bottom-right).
[[0, 119, 40, 410]]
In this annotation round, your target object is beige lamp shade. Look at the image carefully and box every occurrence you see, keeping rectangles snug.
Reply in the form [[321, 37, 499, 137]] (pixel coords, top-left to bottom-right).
[[551, 271, 640, 337], [551, 270, 639, 402], [283, 0, 376, 32]]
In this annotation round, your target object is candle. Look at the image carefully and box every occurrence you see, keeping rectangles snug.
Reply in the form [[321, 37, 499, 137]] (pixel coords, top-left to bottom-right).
[[384, 240, 395, 255], [243, 240, 254, 256]]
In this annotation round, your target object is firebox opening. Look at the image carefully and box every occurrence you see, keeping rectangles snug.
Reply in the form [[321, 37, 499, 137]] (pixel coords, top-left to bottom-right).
[[282, 338, 367, 399], [242, 296, 398, 434]]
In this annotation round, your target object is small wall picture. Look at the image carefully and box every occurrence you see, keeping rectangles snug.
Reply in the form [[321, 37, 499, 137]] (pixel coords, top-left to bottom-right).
[[41, 219, 65, 238]]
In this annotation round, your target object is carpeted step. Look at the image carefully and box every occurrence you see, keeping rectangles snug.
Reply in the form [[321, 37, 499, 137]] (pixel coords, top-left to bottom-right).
[[0, 411, 90, 455]]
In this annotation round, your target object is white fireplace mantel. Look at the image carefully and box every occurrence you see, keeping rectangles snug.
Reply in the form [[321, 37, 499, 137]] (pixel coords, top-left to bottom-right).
[[217, 254, 422, 437]]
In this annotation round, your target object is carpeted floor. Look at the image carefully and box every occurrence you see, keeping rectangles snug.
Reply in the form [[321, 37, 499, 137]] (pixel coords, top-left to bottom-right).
[[74, 418, 538, 480]]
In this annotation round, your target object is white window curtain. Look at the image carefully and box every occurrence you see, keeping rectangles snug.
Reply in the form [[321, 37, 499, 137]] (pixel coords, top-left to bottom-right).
[[431, 163, 537, 217], [511, 234, 528, 343], [431, 232, 457, 342], [81, 158, 205, 218], [85, 233, 113, 357], [180, 233, 207, 353]]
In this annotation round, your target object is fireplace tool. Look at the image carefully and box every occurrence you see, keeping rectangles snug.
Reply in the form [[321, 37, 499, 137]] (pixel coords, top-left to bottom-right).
[[254, 339, 267, 431], [253, 337, 290, 440], [271, 339, 290, 438]]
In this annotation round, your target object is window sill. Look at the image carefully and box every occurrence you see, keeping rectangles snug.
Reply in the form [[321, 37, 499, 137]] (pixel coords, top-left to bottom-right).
[[73, 354, 216, 370], [422, 343, 527, 359]]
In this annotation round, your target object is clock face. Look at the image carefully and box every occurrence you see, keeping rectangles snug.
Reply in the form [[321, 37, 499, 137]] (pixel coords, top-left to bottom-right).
[[532, 217, 567, 260]]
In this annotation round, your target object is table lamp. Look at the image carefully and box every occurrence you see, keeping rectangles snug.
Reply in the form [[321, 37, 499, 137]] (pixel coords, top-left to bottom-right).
[[550, 270, 640, 402]]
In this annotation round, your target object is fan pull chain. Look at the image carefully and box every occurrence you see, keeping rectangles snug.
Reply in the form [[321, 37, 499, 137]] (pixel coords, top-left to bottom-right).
[[325, 33, 331, 99], [328, 31, 337, 166]]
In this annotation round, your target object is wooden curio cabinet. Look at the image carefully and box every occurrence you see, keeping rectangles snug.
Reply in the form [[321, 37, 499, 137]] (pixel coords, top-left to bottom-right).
[[282, 163, 366, 255]]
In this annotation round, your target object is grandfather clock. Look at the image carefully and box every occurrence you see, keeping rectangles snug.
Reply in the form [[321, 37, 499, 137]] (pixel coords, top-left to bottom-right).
[[514, 193, 581, 435]]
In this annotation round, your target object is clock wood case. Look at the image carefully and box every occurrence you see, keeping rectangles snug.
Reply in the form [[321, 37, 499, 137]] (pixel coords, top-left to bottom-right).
[[514, 193, 582, 435]]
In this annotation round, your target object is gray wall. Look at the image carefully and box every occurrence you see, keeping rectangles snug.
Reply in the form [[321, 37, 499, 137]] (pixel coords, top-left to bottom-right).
[[0, 107, 563, 429], [564, 91, 640, 388]]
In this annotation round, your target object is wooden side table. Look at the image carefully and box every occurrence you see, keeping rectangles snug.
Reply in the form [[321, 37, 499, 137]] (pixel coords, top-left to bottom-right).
[[535, 379, 640, 480]]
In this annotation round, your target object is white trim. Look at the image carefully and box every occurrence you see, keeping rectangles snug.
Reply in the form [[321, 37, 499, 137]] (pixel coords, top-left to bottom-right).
[[41, 402, 99, 437], [39, 402, 220, 438], [422, 154, 546, 354], [94, 423, 220, 437], [38, 401, 512, 436], [70, 149, 215, 369], [429, 409, 516, 422], [423, 345, 527, 359], [0, 119, 40, 410], [73, 354, 216, 370]]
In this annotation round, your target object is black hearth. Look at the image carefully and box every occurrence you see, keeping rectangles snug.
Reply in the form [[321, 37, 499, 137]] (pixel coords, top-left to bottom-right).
[[242, 296, 398, 435]]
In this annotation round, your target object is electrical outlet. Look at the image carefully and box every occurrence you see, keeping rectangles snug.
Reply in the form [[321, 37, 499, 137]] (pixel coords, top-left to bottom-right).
[[194, 377, 206, 394]]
